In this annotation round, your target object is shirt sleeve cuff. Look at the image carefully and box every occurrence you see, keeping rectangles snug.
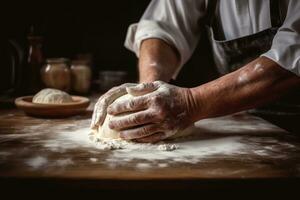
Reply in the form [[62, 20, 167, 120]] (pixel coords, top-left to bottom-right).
[[260, 32, 300, 76]]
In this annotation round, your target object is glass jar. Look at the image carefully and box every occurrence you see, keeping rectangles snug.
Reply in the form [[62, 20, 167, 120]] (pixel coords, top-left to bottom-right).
[[70, 60, 92, 94], [41, 58, 71, 92]]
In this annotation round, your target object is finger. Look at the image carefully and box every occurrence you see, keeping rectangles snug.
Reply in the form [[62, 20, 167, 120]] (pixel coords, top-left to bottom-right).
[[107, 96, 149, 115], [90, 103, 105, 129], [101, 84, 133, 104], [90, 101, 100, 129], [108, 110, 158, 130], [98, 83, 137, 106], [126, 81, 161, 96], [135, 132, 167, 143], [119, 123, 162, 140]]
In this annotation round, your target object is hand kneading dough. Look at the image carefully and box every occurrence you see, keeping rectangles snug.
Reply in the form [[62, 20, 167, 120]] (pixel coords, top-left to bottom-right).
[[95, 94, 193, 140], [32, 88, 74, 104]]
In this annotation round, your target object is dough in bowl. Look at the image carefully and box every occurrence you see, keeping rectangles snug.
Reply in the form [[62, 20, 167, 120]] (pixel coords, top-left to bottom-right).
[[93, 93, 193, 140], [32, 88, 74, 104]]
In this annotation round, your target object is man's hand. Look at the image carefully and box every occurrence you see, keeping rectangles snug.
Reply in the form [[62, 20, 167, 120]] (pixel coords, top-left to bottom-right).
[[107, 81, 197, 143], [90, 83, 137, 131]]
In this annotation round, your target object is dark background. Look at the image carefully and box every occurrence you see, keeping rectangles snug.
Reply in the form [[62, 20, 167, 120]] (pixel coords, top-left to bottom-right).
[[1, 0, 218, 87]]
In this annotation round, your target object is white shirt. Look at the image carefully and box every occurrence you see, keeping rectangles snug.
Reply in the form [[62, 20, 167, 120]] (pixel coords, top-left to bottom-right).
[[124, 0, 300, 78]]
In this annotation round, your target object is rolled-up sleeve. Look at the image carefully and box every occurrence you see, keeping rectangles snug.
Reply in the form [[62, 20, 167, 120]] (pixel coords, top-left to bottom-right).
[[124, 0, 206, 78], [262, 0, 300, 76]]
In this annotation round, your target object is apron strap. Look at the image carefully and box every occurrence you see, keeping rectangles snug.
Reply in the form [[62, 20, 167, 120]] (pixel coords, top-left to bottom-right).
[[270, 0, 282, 27], [205, 0, 218, 27], [206, 0, 283, 28]]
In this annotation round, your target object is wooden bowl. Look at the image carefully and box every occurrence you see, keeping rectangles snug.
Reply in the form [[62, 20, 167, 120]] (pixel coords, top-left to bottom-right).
[[15, 96, 90, 118]]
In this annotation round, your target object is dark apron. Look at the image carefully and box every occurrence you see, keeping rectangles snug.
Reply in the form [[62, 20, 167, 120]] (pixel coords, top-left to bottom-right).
[[206, 0, 300, 117]]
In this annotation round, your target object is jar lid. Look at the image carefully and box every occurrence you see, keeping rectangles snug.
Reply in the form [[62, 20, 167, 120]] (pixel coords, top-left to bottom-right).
[[71, 59, 90, 66], [46, 58, 70, 64]]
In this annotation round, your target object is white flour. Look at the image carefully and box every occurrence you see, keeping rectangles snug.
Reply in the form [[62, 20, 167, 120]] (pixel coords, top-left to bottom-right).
[[26, 156, 48, 169], [26, 156, 74, 169], [41, 122, 179, 152], [41, 123, 249, 166], [89, 158, 98, 162], [1, 114, 296, 171], [105, 136, 247, 168], [38, 115, 295, 169]]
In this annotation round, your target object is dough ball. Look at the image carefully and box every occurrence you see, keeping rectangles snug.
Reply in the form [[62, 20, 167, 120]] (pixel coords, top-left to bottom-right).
[[32, 88, 74, 104], [94, 94, 193, 140], [96, 94, 133, 139]]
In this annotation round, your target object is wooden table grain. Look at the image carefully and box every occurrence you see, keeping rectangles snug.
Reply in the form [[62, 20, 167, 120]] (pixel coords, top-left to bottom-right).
[[0, 99, 299, 196]]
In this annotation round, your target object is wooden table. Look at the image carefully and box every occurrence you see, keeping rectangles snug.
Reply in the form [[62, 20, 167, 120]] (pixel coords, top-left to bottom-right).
[[0, 99, 300, 198]]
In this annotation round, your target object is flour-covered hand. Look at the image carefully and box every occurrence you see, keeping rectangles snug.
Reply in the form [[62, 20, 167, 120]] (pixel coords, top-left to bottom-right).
[[107, 81, 197, 143], [90, 83, 137, 131]]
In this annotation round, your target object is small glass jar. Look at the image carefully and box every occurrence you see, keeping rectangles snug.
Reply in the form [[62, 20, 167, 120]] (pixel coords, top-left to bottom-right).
[[41, 58, 71, 92], [70, 60, 92, 94]]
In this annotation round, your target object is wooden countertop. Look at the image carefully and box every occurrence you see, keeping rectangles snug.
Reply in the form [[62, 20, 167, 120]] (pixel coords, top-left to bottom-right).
[[0, 97, 300, 195]]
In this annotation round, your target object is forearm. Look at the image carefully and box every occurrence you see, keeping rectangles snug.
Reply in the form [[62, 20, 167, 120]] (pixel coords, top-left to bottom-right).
[[138, 39, 180, 83], [189, 56, 300, 121]]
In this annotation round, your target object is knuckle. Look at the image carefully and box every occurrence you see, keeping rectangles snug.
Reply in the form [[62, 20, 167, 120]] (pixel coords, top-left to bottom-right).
[[127, 100, 136, 109], [143, 82, 154, 89], [148, 124, 159, 133], [154, 80, 163, 85], [108, 121, 115, 129], [138, 83, 146, 88], [156, 108, 167, 119], [130, 115, 141, 125], [154, 112, 164, 120], [146, 110, 156, 119], [111, 105, 119, 113], [110, 86, 118, 91], [138, 127, 148, 137], [150, 95, 161, 105]]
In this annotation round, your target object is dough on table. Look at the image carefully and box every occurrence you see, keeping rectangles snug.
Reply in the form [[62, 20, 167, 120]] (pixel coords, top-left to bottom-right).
[[93, 93, 193, 140], [32, 88, 74, 104]]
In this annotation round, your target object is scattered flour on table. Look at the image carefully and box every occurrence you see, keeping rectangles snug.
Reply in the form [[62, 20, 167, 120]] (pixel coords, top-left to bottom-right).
[[3, 116, 295, 169], [26, 156, 48, 169], [42, 124, 179, 152], [92, 137, 179, 151], [106, 136, 246, 164], [54, 158, 74, 167], [89, 158, 98, 163], [136, 163, 152, 169], [25, 156, 74, 169], [41, 124, 249, 165]]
